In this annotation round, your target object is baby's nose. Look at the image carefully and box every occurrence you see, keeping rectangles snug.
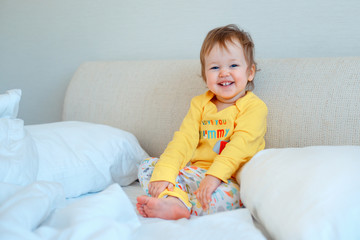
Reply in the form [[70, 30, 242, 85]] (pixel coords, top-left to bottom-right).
[[219, 68, 230, 77]]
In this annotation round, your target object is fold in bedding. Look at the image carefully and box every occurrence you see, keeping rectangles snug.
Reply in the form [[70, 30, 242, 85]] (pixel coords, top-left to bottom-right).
[[0, 181, 266, 240]]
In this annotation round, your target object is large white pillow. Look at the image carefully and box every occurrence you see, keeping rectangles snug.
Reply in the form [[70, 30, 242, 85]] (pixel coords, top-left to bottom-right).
[[0, 89, 21, 118], [25, 121, 149, 198], [0, 118, 39, 186], [238, 146, 360, 240]]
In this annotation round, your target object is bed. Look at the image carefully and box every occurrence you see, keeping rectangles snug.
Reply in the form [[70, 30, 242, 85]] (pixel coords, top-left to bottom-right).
[[1, 57, 360, 240]]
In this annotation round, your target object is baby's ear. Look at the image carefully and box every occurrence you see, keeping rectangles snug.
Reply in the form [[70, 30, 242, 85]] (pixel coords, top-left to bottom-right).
[[247, 64, 256, 81]]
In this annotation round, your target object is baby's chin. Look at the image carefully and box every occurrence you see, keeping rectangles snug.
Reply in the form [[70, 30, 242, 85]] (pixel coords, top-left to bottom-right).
[[216, 92, 246, 103]]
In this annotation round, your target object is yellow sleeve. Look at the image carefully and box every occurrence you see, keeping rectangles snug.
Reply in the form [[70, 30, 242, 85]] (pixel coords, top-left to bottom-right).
[[150, 95, 204, 185], [206, 97, 268, 183]]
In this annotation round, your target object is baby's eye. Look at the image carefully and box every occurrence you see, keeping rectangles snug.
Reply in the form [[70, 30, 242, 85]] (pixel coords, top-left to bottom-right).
[[230, 64, 239, 68], [210, 66, 219, 70]]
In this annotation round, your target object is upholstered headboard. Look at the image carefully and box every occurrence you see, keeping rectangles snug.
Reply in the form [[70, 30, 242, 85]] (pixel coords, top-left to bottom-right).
[[63, 57, 360, 157]]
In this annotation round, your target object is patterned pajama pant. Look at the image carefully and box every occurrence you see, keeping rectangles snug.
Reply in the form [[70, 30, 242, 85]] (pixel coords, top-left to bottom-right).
[[138, 157, 242, 216]]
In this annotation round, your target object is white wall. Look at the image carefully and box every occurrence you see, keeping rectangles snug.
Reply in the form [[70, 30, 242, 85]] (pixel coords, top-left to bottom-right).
[[1, 0, 359, 124]]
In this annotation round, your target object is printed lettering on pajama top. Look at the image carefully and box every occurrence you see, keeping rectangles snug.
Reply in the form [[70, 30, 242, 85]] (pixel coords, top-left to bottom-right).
[[199, 118, 231, 140]]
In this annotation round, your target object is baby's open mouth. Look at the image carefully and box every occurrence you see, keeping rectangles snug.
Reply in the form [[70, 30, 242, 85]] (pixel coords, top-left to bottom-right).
[[219, 81, 233, 86]]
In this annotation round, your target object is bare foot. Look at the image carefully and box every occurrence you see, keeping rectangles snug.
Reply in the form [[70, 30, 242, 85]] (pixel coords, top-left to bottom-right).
[[136, 195, 190, 220]]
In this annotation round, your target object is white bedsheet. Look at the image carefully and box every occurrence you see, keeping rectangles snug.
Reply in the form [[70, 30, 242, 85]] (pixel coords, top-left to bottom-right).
[[0, 181, 266, 240]]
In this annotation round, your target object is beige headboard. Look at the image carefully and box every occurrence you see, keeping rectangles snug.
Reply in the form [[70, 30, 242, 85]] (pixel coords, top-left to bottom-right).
[[63, 57, 360, 157]]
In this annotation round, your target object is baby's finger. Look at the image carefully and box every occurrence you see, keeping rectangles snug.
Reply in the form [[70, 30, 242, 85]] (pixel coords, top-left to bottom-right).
[[154, 186, 163, 198], [195, 189, 201, 202], [200, 190, 208, 210], [206, 190, 212, 204], [201, 199, 208, 210], [150, 185, 159, 197], [205, 188, 212, 209], [148, 184, 154, 196], [195, 188, 201, 201]]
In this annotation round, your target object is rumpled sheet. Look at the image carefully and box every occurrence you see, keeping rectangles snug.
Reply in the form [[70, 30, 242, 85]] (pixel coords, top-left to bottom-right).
[[0, 182, 266, 240]]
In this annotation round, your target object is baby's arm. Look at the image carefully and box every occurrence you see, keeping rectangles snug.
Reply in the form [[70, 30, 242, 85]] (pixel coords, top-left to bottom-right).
[[150, 95, 203, 186], [206, 98, 268, 183], [194, 175, 221, 210]]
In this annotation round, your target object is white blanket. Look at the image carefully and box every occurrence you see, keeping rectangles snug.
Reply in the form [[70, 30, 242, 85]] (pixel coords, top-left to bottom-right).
[[0, 182, 266, 240]]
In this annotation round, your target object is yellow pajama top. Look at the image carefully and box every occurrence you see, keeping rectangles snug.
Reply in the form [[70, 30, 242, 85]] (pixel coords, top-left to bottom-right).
[[150, 90, 267, 185]]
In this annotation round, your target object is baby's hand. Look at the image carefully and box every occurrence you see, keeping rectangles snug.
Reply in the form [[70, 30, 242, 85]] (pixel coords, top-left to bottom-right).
[[194, 175, 221, 211], [148, 181, 174, 198]]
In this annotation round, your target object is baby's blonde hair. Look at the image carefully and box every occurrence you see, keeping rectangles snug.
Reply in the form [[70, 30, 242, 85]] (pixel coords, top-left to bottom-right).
[[200, 24, 257, 90]]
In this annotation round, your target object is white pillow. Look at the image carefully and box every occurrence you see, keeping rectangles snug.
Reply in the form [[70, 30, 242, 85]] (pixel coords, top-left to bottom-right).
[[238, 146, 360, 240], [0, 89, 21, 118], [0, 118, 39, 186], [25, 121, 149, 198]]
